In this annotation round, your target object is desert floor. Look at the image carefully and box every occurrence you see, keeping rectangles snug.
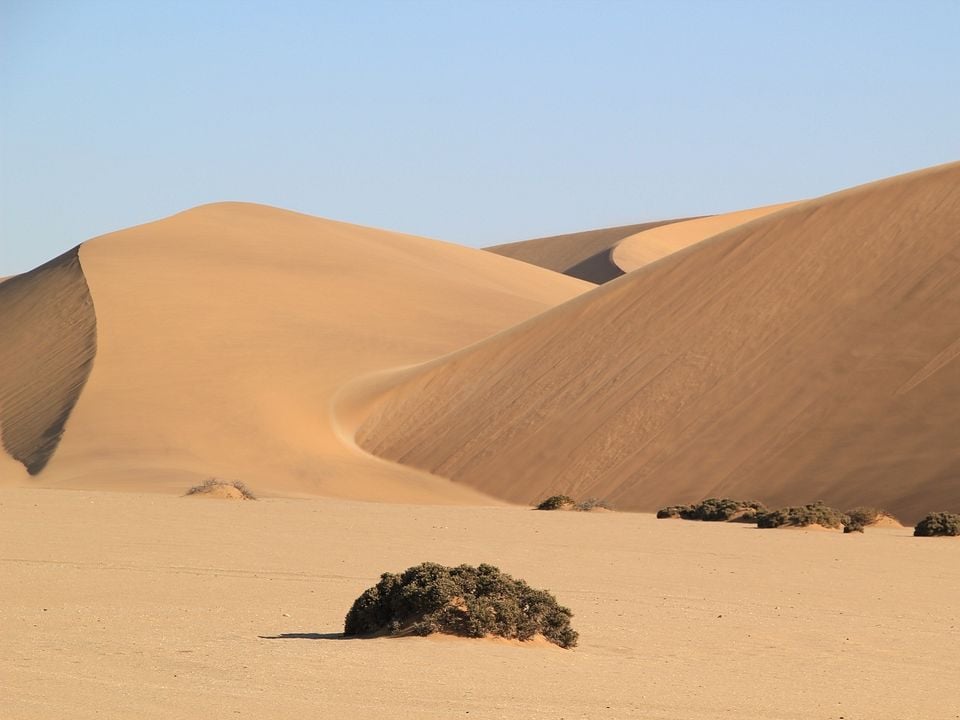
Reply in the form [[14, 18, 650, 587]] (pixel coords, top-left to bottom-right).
[[2, 487, 957, 719]]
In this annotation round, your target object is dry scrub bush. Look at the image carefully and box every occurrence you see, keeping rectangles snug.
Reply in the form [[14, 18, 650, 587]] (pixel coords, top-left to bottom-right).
[[657, 498, 766, 522], [343, 562, 578, 648], [913, 512, 960, 537], [185, 477, 257, 499]]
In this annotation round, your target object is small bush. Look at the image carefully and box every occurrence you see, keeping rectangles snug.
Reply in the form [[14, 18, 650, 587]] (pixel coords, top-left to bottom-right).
[[756, 501, 847, 529], [656, 498, 766, 522], [185, 477, 257, 500], [536, 495, 576, 511], [575, 497, 614, 512], [343, 562, 578, 648], [913, 512, 960, 537], [844, 507, 883, 526], [843, 522, 865, 534]]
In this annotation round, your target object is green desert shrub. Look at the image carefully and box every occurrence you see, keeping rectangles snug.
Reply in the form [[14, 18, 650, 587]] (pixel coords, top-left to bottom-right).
[[656, 498, 766, 522], [756, 501, 848, 529], [185, 477, 257, 500], [536, 495, 576, 511], [913, 512, 960, 537], [343, 562, 578, 649]]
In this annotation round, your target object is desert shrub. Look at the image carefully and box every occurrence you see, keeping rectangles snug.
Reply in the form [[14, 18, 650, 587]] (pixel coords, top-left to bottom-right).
[[844, 507, 883, 526], [343, 562, 578, 648], [756, 501, 847, 529], [575, 497, 614, 511], [843, 521, 865, 534], [656, 505, 691, 519], [536, 495, 576, 511], [185, 477, 257, 500], [656, 498, 766, 522], [913, 512, 960, 537]]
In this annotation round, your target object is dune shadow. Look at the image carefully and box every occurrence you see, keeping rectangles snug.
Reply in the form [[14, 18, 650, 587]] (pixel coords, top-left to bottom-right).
[[259, 632, 349, 640]]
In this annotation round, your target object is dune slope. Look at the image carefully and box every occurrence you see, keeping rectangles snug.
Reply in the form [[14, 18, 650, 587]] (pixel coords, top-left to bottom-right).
[[0, 247, 97, 475], [486, 220, 682, 283], [359, 162, 960, 522], [611, 202, 797, 272], [0, 203, 590, 499]]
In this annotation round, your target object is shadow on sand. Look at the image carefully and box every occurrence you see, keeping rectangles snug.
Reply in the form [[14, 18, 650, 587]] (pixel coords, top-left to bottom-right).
[[258, 632, 349, 640]]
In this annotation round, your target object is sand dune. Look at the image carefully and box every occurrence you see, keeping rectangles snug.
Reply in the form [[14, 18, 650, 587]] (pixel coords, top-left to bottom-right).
[[359, 162, 960, 523], [486, 204, 794, 283], [611, 201, 797, 272], [486, 220, 683, 283], [0, 203, 589, 499]]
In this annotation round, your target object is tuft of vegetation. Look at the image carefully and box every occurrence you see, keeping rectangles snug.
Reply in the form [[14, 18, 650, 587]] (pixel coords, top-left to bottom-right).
[[575, 497, 614, 512], [756, 501, 847, 529], [343, 562, 578, 648], [536, 495, 576, 511], [843, 522, 865, 534], [656, 505, 690, 519], [845, 507, 885, 527], [656, 498, 766, 522], [185, 477, 257, 500], [913, 512, 960, 537]]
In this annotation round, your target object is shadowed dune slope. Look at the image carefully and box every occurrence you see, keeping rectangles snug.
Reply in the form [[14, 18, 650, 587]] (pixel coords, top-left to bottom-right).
[[486, 220, 683, 283], [0, 247, 97, 476], [358, 162, 960, 523], [0, 203, 590, 499]]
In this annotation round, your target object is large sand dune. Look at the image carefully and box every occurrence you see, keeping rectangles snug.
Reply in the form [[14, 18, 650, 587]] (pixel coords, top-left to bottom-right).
[[0, 203, 590, 499], [359, 162, 960, 523]]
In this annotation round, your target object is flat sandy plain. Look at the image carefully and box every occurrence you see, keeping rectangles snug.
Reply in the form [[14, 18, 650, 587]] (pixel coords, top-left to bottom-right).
[[2, 487, 958, 720]]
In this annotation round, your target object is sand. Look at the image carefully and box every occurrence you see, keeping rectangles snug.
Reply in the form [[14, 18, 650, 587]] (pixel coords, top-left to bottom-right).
[[0, 202, 589, 500], [611, 201, 798, 272], [2, 487, 957, 720], [3, 163, 959, 719], [359, 162, 960, 523], [486, 219, 686, 283]]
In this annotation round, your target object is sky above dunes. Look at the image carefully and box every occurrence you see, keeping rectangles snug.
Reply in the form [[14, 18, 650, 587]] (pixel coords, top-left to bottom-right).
[[1, 0, 958, 275]]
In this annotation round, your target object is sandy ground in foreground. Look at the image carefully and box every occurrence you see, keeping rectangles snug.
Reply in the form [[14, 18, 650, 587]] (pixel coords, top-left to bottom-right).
[[2, 488, 957, 720]]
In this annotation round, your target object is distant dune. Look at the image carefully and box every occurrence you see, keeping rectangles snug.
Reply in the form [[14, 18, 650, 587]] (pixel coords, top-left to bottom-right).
[[0, 203, 589, 499], [486, 220, 683, 283], [486, 204, 794, 283], [359, 162, 960, 523], [611, 202, 797, 272]]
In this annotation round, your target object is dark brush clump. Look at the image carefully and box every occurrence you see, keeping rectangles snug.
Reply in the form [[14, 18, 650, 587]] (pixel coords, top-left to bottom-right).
[[913, 512, 960, 537], [536, 495, 576, 510], [656, 498, 766, 522], [343, 562, 578, 648], [756, 501, 847, 529]]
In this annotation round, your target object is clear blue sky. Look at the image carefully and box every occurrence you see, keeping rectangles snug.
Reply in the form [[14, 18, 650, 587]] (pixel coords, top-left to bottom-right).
[[2, 0, 958, 274]]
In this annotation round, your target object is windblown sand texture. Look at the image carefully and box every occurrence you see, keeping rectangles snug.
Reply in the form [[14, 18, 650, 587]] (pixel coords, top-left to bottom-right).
[[0, 247, 97, 475], [359, 162, 960, 523]]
